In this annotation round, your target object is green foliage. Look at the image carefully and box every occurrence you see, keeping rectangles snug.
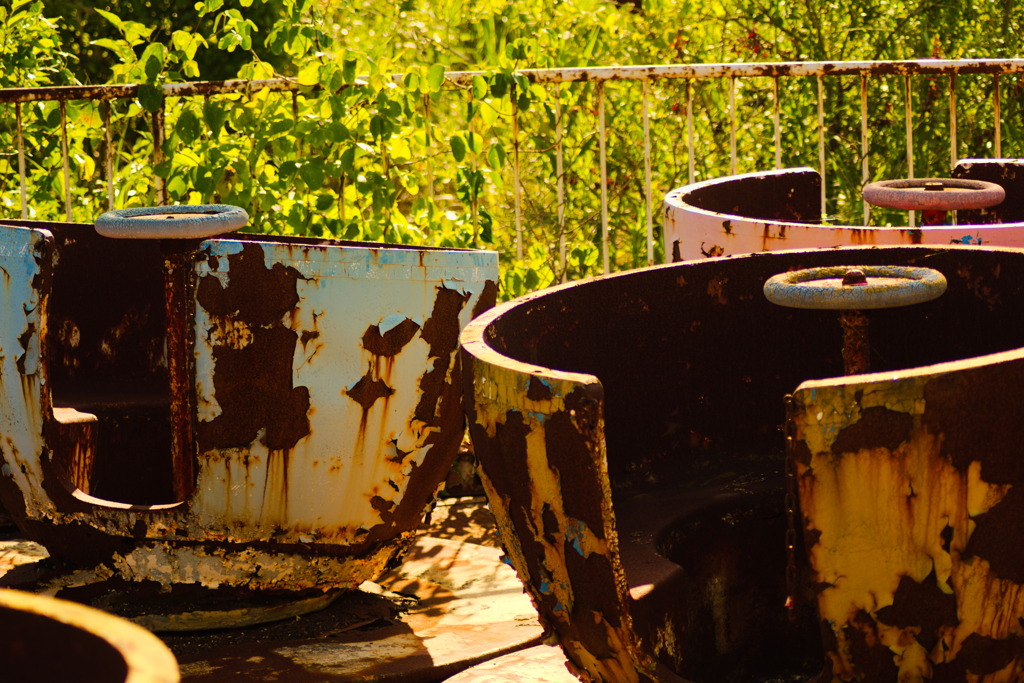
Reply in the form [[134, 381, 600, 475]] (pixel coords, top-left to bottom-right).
[[0, 1, 76, 87], [47, 0, 289, 83], [2, 0, 1023, 298]]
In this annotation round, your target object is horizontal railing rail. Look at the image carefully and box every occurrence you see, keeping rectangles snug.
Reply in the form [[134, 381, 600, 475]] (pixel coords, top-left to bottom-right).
[[2, 58, 1022, 280]]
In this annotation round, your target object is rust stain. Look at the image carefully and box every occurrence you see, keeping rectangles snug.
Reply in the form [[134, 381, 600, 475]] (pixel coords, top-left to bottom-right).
[[527, 376, 553, 402], [874, 571, 958, 651], [700, 242, 724, 258], [14, 323, 35, 375], [346, 369, 395, 412], [794, 353, 1024, 681], [954, 264, 1002, 311], [196, 243, 312, 454], [361, 319, 420, 357], [830, 406, 913, 455], [706, 277, 728, 305], [471, 280, 499, 320], [413, 286, 470, 424], [354, 284, 476, 553]]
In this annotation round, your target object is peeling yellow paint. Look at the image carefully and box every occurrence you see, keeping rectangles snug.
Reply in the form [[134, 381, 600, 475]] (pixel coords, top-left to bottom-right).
[[795, 373, 1024, 680], [470, 357, 652, 682]]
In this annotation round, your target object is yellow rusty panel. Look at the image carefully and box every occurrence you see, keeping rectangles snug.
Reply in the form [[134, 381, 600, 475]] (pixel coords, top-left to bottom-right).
[[468, 349, 650, 682], [793, 368, 1024, 680]]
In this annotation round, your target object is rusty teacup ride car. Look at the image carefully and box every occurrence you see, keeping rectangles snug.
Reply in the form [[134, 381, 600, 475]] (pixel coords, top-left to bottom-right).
[[462, 242, 1024, 681], [664, 158, 1024, 261], [0, 205, 498, 618]]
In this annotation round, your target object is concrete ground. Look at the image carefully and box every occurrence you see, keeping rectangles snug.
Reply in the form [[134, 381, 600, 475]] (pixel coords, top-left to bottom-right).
[[0, 496, 579, 682]]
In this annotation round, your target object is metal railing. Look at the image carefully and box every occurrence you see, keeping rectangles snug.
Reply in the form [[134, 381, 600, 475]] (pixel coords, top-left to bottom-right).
[[2, 58, 1023, 275]]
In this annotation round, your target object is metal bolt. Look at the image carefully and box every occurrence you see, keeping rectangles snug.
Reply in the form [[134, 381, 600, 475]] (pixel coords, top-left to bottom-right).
[[842, 268, 868, 286]]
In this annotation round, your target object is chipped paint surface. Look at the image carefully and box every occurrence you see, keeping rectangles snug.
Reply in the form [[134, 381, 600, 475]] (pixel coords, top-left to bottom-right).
[[462, 244, 1024, 682], [0, 226, 51, 534], [664, 166, 1024, 262], [0, 222, 498, 590], [462, 306, 655, 682], [792, 355, 1024, 681]]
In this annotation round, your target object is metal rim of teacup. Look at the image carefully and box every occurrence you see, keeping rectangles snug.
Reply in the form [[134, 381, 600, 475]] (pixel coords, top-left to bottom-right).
[[95, 204, 249, 239]]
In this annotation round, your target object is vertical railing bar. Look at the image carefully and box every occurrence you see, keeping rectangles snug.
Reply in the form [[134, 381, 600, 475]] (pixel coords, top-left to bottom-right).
[[949, 73, 957, 172], [59, 100, 72, 222], [686, 79, 695, 184], [817, 75, 825, 218], [291, 91, 301, 159], [642, 78, 654, 266], [860, 73, 869, 226], [555, 86, 567, 281], [729, 76, 737, 175], [904, 74, 915, 228], [948, 73, 957, 226], [512, 86, 523, 261], [994, 74, 1002, 158], [423, 95, 434, 203], [104, 99, 114, 211], [598, 81, 610, 274], [152, 98, 167, 206], [15, 102, 27, 220], [773, 76, 782, 170]]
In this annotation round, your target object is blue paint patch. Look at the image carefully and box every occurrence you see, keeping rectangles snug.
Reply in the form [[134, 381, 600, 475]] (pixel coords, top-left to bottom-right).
[[379, 312, 421, 334], [566, 518, 588, 556], [200, 239, 246, 258], [953, 234, 983, 246], [442, 278, 468, 293]]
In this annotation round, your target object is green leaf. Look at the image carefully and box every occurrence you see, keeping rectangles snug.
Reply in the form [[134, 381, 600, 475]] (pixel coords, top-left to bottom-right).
[[138, 83, 164, 113], [299, 160, 326, 189], [487, 143, 506, 169], [369, 114, 391, 141], [175, 109, 202, 144], [472, 75, 489, 100], [490, 72, 509, 98], [524, 268, 541, 290], [340, 146, 357, 176], [203, 100, 228, 136], [171, 30, 203, 60], [279, 160, 299, 179], [297, 62, 320, 87], [449, 135, 466, 162], [139, 43, 166, 82], [518, 91, 531, 112], [316, 194, 334, 211], [218, 33, 241, 52], [342, 59, 358, 84], [94, 8, 124, 31], [426, 64, 446, 92], [167, 175, 188, 199], [479, 207, 493, 243], [327, 121, 349, 143], [90, 38, 134, 62], [404, 71, 421, 92]]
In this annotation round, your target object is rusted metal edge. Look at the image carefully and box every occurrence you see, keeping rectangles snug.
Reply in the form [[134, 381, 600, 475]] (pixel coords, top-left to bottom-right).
[[462, 288, 661, 682], [2, 59, 1022, 103], [664, 166, 1024, 241]]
